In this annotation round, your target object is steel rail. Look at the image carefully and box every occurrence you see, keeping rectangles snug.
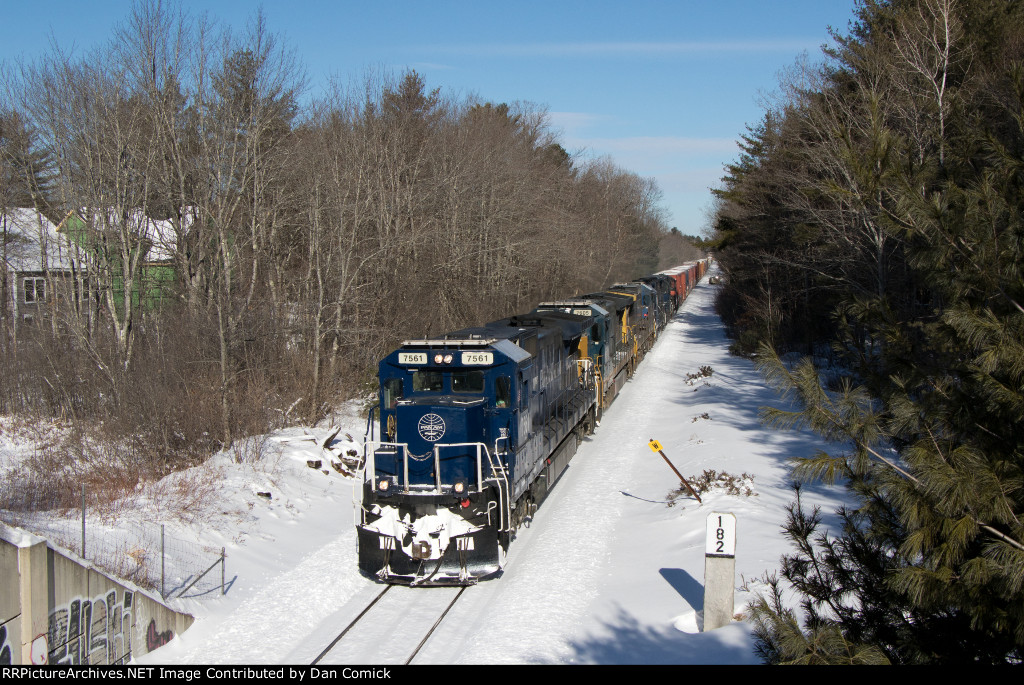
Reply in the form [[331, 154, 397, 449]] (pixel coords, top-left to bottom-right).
[[310, 585, 393, 665]]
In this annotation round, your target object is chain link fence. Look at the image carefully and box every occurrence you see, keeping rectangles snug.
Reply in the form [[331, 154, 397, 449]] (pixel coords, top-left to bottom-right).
[[6, 504, 227, 599]]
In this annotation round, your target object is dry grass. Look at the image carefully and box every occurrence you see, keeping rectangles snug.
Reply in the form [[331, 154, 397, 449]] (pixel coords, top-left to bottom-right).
[[144, 459, 231, 527], [0, 416, 231, 529], [666, 469, 758, 506]]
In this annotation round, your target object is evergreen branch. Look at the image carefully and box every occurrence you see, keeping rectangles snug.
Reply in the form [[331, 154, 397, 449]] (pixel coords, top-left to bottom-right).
[[759, 343, 1024, 554], [996, 284, 1024, 317], [759, 343, 919, 482]]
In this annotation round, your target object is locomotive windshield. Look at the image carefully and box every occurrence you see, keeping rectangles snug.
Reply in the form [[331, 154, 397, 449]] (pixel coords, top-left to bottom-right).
[[452, 370, 485, 393], [412, 370, 443, 392], [409, 368, 486, 394]]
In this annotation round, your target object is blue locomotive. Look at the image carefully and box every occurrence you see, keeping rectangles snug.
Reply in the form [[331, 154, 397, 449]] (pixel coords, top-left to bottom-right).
[[356, 261, 709, 585]]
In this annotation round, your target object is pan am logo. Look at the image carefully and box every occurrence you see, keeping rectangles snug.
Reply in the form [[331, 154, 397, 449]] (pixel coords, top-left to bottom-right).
[[418, 413, 446, 442]]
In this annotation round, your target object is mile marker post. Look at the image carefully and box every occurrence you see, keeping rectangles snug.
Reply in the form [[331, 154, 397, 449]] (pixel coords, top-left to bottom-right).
[[703, 512, 736, 631]]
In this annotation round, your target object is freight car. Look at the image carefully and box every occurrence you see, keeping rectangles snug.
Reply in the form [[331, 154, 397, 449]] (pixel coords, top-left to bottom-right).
[[356, 260, 709, 585]]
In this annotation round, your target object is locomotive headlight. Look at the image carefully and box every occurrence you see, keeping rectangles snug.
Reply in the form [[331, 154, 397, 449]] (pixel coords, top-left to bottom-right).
[[453, 479, 467, 495], [443, 354, 453, 364], [378, 477, 392, 495], [434, 353, 443, 364]]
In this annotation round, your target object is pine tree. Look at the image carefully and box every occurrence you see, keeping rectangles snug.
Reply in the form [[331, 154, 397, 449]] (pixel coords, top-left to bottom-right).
[[0, 110, 54, 214], [728, 0, 1024, 663]]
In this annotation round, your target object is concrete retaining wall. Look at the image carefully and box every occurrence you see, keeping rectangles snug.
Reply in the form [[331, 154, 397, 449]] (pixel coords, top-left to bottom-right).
[[0, 522, 192, 665]]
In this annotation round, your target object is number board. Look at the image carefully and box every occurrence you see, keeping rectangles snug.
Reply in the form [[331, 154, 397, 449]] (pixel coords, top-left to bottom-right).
[[461, 351, 493, 365], [572, 309, 593, 317], [398, 352, 427, 365], [706, 512, 736, 558]]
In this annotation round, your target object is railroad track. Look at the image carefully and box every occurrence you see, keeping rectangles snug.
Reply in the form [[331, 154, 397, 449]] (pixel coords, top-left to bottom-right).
[[312, 584, 467, 665]]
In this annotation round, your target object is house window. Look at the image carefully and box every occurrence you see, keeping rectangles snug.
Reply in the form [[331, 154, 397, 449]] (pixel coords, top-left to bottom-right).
[[23, 277, 46, 304]]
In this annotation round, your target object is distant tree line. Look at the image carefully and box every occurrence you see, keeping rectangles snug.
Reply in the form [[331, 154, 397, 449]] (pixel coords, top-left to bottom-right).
[[0, 1, 701, 507], [709, 0, 1024, 664]]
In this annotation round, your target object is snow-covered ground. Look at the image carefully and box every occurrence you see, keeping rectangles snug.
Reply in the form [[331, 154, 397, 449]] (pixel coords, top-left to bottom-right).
[[2, 271, 846, 664]]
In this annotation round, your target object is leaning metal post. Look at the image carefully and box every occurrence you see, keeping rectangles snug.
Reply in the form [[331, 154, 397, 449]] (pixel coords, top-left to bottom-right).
[[649, 439, 702, 504], [177, 553, 226, 598]]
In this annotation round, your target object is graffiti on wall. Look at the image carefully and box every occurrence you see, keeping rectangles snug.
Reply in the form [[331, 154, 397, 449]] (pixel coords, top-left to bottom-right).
[[0, 624, 12, 664], [47, 590, 134, 665], [30, 635, 47, 664], [146, 620, 173, 651]]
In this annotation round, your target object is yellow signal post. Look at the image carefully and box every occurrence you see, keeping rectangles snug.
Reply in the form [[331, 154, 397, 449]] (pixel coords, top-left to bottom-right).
[[648, 439, 702, 504]]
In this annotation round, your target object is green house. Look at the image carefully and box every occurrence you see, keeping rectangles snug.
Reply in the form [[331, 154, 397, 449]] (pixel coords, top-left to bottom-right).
[[56, 210, 179, 316]]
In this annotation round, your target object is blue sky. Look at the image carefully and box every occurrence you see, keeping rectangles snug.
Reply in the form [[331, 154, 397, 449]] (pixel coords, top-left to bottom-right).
[[1, 0, 859, 234]]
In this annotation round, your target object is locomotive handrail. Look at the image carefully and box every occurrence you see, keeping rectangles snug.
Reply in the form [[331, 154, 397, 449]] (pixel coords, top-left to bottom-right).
[[362, 440, 409, 490], [590, 356, 605, 408], [490, 436, 512, 532], [431, 442, 491, 494], [365, 404, 379, 444], [366, 439, 500, 495], [575, 358, 594, 388]]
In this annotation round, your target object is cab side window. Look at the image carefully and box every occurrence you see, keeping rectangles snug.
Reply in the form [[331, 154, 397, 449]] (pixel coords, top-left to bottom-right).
[[496, 376, 511, 408], [383, 378, 403, 408]]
